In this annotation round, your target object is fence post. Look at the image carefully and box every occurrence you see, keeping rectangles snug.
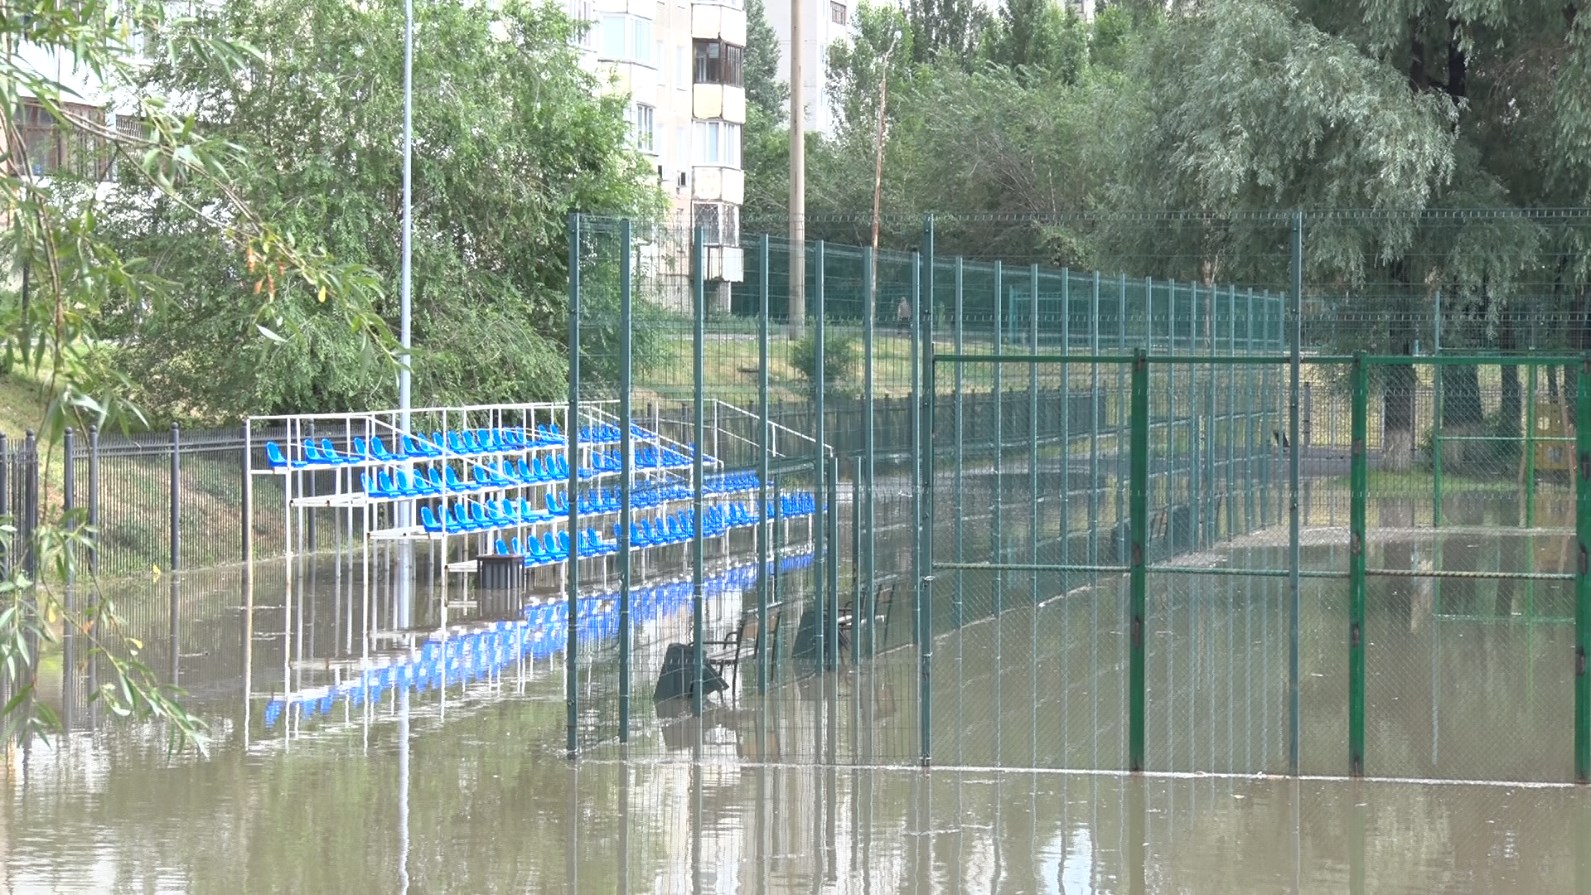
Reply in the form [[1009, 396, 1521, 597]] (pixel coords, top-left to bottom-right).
[[827, 452, 840, 668], [690, 224, 706, 723], [1575, 354, 1591, 782], [1349, 352, 1368, 776], [914, 218, 934, 767], [169, 422, 180, 573], [63, 427, 76, 730], [1433, 294, 1444, 529], [0, 435, 7, 578], [169, 422, 181, 684], [862, 245, 877, 658], [88, 425, 99, 574], [565, 211, 581, 759], [851, 455, 862, 664], [952, 257, 964, 633], [240, 418, 253, 734], [1129, 349, 1148, 772], [815, 240, 829, 669], [1526, 362, 1537, 528], [618, 218, 633, 742], [1288, 208, 1304, 776], [1029, 264, 1040, 608], [757, 235, 772, 692], [23, 430, 38, 581], [993, 261, 1004, 618], [241, 421, 252, 569]]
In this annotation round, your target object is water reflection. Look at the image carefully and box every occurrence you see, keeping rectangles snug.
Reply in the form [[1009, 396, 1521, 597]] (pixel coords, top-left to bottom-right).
[[6, 669, 1590, 891], [5, 488, 1589, 891]]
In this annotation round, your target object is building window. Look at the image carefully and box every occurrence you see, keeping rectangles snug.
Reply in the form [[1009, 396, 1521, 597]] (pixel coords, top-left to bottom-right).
[[692, 39, 744, 87], [629, 103, 656, 153], [598, 14, 653, 66], [567, 0, 595, 48], [691, 120, 741, 167], [693, 202, 739, 247], [631, 17, 653, 65], [830, 1, 847, 24], [18, 99, 111, 180]]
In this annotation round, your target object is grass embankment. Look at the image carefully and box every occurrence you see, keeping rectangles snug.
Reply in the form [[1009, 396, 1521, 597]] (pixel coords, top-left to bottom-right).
[[648, 327, 1122, 405], [0, 372, 50, 442], [0, 370, 263, 580]]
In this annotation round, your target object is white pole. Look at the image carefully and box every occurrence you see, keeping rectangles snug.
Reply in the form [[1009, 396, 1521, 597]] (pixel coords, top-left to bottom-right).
[[868, 32, 899, 328], [788, 0, 805, 332], [396, 0, 415, 629]]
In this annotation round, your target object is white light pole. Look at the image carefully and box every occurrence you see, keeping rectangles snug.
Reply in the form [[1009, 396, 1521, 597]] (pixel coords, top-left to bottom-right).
[[400, 0, 414, 425], [788, 0, 805, 333], [868, 28, 901, 329], [396, 0, 415, 628]]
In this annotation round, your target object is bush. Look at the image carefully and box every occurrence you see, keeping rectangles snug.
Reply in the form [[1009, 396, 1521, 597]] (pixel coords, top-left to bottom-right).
[[791, 331, 860, 391]]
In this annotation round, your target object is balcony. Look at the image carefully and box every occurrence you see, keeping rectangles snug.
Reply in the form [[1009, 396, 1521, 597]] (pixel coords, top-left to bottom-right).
[[692, 85, 745, 124], [691, 5, 746, 43]]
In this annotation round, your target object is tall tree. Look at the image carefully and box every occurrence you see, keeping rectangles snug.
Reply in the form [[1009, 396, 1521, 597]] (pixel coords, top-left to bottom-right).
[[744, 0, 789, 122], [826, 2, 917, 140], [984, 0, 1089, 84], [906, 0, 987, 65], [742, 0, 792, 221], [1105, 0, 1466, 466], [100, 0, 662, 419], [1294, 0, 1591, 455], [2, 0, 383, 745]]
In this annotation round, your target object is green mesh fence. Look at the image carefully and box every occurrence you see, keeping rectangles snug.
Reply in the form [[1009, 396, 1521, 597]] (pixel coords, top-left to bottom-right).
[[547, 209, 1591, 782]]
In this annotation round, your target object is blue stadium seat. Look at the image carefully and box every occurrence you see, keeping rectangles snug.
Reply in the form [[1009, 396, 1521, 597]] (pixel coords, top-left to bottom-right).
[[264, 441, 303, 470], [320, 438, 355, 465], [420, 505, 444, 533]]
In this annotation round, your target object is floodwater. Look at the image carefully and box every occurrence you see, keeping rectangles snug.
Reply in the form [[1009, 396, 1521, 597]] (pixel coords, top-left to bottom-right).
[[3, 490, 1588, 893]]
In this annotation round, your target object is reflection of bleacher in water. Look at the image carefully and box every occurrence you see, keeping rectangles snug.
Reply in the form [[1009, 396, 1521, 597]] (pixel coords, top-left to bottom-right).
[[262, 550, 815, 731]]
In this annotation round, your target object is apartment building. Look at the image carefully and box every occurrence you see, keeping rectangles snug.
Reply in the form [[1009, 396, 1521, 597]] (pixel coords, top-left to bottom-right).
[[576, 0, 747, 310]]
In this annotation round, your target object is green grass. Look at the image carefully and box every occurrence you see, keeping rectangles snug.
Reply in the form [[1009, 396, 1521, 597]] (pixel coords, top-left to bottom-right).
[[1343, 469, 1533, 494], [645, 326, 1125, 404], [0, 370, 51, 441]]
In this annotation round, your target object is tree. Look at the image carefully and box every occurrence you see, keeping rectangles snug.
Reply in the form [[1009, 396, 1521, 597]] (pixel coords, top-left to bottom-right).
[[745, 0, 789, 122], [100, 0, 663, 420], [825, 2, 917, 141], [1291, 0, 1591, 465], [1103, 0, 1464, 467], [907, 0, 988, 65], [742, 0, 793, 222], [983, 0, 1089, 85], [2, 0, 386, 747]]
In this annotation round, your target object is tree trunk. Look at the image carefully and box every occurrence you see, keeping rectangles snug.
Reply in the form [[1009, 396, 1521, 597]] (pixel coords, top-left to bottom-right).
[[1383, 365, 1416, 471], [1495, 309, 1520, 483], [1383, 308, 1417, 471], [1440, 363, 1483, 473]]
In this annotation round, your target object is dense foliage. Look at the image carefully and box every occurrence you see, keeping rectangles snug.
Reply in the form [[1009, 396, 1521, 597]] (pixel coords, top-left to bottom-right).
[[98, 0, 662, 420], [2, 0, 392, 747], [789, 0, 1591, 464]]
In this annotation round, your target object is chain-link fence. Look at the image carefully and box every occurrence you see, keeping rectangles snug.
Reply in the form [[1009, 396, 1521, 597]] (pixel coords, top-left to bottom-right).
[[38, 207, 1591, 785], [552, 208, 1591, 783]]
